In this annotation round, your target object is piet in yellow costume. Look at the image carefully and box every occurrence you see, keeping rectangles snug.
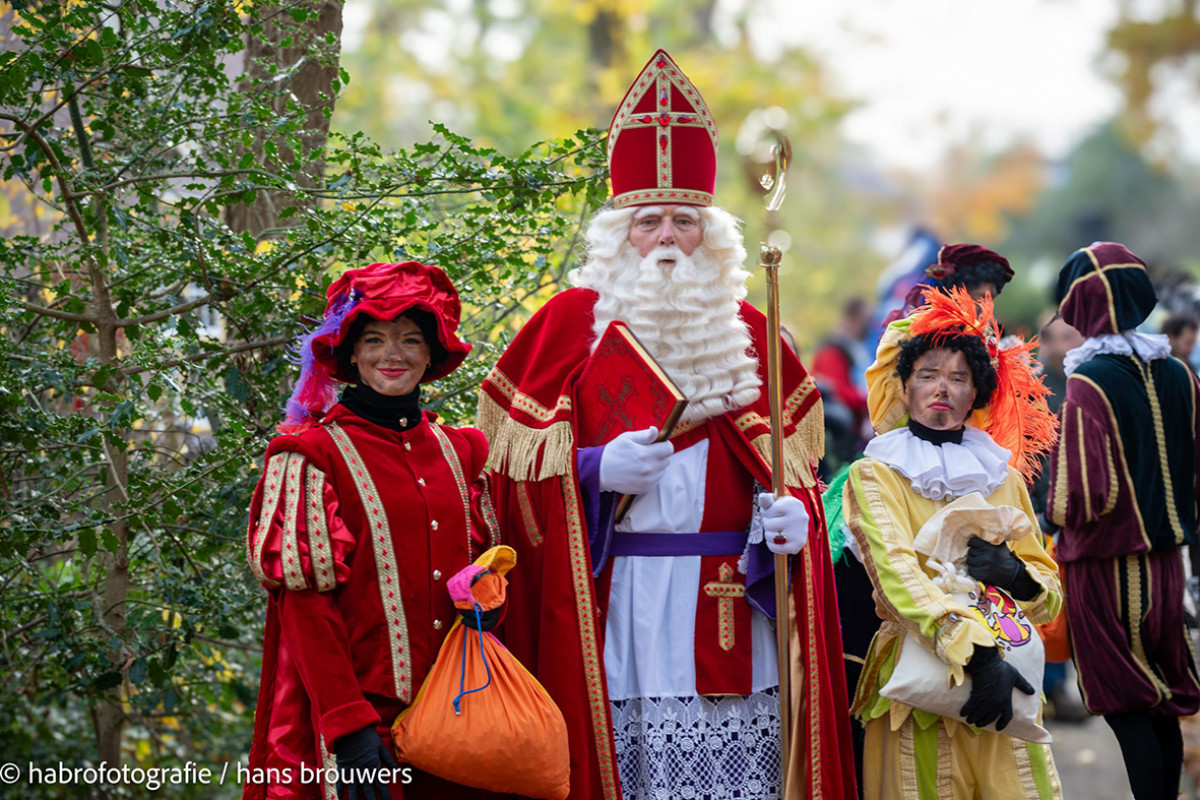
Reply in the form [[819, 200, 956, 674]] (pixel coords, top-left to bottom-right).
[[843, 287, 1065, 799]]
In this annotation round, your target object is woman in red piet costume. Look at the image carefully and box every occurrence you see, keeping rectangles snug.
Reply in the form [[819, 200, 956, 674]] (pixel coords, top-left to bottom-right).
[[242, 262, 501, 800]]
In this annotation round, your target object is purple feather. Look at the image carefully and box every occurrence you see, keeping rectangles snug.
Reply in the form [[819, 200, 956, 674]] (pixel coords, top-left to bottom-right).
[[278, 289, 360, 433]]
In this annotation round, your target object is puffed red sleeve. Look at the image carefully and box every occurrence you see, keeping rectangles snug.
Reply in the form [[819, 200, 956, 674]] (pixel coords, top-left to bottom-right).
[[246, 443, 379, 744], [246, 448, 356, 592]]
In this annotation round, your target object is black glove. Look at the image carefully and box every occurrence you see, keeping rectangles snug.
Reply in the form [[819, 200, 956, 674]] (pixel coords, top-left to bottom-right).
[[965, 537, 1040, 600], [335, 725, 400, 800], [959, 644, 1035, 731]]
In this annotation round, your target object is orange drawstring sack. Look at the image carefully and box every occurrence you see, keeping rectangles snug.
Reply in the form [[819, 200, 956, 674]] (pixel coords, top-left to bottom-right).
[[391, 546, 570, 800]]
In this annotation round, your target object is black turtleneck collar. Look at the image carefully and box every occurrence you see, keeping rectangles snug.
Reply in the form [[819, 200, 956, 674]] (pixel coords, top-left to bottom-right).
[[340, 384, 422, 432], [908, 418, 965, 446]]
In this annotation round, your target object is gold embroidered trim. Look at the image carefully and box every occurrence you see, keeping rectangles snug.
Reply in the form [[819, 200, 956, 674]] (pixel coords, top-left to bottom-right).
[[1072, 374, 1150, 549], [318, 735, 338, 800], [483, 367, 573, 422], [515, 482, 544, 547], [325, 422, 411, 702], [560, 474, 619, 800], [1012, 736, 1039, 799], [476, 473, 502, 548], [1049, 401, 1072, 526], [1138, 359, 1186, 544], [934, 723, 953, 798], [305, 463, 336, 593], [281, 454, 308, 591], [1102, 434, 1119, 516], [249, 453, 289, 589], [478, 390, 574, 480], [429, 423, 473, 561], [702, 561, 744, 651], [802, 489, 822, 798], [613, 189, 714, 208], [1125, 553, 1171, 698], [898, 716, 919, 798], [1076, 407, 1093, 523]]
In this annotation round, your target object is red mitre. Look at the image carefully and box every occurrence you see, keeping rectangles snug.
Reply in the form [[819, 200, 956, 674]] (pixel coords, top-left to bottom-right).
[[607, 49, 718, 209]]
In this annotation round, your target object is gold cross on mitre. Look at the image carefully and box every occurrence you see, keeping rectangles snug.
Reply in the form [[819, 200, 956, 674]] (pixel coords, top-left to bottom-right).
[[703, 561, 745, 651]]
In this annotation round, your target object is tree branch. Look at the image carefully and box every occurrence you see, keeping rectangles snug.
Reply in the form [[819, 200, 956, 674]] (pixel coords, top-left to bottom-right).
[[21, 301, 97, 324], [119, 334, 294, 377]]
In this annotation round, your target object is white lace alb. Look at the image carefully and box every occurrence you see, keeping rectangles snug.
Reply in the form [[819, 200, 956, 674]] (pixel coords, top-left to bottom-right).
[[610, 688, 782, 800]]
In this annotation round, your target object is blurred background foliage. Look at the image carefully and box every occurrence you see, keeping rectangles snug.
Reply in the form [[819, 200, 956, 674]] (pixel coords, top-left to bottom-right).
[[2, 0, 1200, 796]]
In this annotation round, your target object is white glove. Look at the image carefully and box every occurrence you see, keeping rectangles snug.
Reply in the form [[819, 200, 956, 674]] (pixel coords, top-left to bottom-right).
[[758, 493, 810, 555], [599, 427, 673, 495]]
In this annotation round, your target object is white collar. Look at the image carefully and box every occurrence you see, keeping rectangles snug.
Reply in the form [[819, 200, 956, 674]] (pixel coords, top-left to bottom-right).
[[1063, 331, 1171, 375], [864, 426, 1011, 501]]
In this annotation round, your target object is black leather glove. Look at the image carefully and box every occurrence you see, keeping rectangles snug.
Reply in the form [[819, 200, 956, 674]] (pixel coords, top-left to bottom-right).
[[959, 644, 1035, 731], [965, 537, 1040, 600], [335, 725, 400, 800]]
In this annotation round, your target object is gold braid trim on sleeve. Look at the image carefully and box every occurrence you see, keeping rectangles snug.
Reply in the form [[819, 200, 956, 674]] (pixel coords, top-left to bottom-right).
[[305, 463, 337, 593], [248, 452, 290, 589], [280, 454, 308, 591]]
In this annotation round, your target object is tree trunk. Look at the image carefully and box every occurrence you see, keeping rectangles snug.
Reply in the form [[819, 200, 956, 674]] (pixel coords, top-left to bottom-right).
[[225, 0, 345, 238]]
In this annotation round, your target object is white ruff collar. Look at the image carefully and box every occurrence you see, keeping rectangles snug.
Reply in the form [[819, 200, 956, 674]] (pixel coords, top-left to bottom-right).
[[1063, 331, 1171, 376], [864, 426, 1011, 501]]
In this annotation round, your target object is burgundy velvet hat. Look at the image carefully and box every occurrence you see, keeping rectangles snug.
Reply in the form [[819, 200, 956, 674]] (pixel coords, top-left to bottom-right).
[[1055, 242, 1157, 338], [310, 261, 471, 384], [606, 49, 718, 209], [925, 243, 1014, 282]]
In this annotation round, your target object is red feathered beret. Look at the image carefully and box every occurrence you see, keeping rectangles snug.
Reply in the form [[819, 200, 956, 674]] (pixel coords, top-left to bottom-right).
[[311, 261, 471, 383]]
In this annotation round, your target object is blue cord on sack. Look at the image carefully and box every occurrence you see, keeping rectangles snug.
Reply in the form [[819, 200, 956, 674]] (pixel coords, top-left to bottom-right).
[[452, 602, 492, 715]]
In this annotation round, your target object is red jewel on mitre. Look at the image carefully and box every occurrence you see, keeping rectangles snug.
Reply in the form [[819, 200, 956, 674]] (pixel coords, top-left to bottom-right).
[[607, 49, 718, 209]]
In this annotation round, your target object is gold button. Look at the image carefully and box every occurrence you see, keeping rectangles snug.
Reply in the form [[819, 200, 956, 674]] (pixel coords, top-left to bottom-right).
[[417, 477, 426, 487], [404, 442, 412, 451], [433, 619, 443, 630], [433, 570, 442, 581], [431, 520, 439, 530]]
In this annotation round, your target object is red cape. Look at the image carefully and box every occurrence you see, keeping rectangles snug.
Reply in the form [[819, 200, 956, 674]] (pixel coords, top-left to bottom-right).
[[478, 289, 856, 800]]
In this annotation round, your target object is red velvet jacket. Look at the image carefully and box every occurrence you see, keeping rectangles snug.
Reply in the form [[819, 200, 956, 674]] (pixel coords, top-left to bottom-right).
[[244, 406, 500, 800]]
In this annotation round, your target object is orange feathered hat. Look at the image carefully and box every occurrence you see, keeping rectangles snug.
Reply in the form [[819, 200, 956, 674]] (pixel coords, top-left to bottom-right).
[[866, 286, 1058, 481]]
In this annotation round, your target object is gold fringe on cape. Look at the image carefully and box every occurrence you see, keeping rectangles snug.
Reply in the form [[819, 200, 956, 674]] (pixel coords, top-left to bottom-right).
[[477, 390, 575, 481], [747, 396, 825, 489]]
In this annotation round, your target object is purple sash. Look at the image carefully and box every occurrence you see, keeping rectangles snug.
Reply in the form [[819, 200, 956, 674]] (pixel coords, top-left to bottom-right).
[[608, 531, 745, 558]]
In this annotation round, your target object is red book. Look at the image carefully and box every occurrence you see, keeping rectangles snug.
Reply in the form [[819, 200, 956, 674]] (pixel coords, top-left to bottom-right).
[[576, 321, 687, 447], [575, 322, 688, 520]]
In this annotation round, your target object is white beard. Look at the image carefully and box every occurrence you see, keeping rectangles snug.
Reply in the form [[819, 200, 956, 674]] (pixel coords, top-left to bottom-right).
[[581, 242, 761, 424]]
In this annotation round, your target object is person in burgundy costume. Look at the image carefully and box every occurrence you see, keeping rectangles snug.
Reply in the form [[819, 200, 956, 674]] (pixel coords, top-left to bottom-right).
[[1048, 242, 1200, 800], [243, 262, 502, 800], [476, 50, 856, 800]]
